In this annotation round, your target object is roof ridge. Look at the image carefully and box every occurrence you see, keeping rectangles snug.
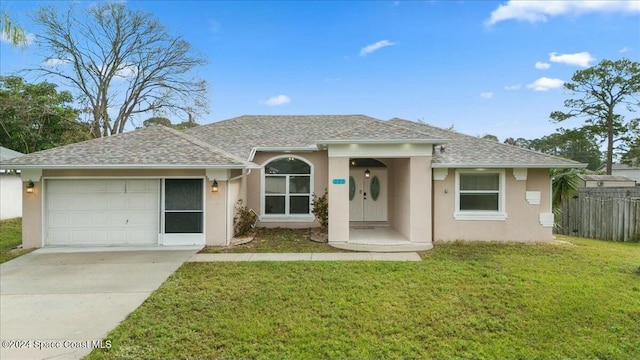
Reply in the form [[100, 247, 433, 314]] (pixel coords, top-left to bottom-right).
[[389, 118, 585, 166], [153, 125, 250, 165]]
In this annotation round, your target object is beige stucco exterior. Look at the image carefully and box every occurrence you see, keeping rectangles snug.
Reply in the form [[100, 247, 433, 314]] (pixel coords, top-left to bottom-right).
[[21, 159, 557, 249], [246, 151, 329, 228], [433, 168, 554, 242], [22, 169, 232, 248]]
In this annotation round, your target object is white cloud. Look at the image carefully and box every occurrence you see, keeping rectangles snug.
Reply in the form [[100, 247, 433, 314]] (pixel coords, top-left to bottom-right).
[[480, 92, 494, 99], [43, 58, 70, 67], [620, 46, 631, 53], [527, 77, 564, 91], [549, 51, 595, 67], [535, 61, 551, 69], [261, 94, 291, 106], [115, 64, 138, 78], [486, 0, 640, 26], [504, 84, 521, 91], [360, 40, 395, 56]]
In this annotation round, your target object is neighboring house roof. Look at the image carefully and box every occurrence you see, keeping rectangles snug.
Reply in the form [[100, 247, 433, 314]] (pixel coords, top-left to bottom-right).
[[577, 174, 635, 182], [388, 118, 586, 168], [611, 163, 640, 170], [1, 125, 249, 169], [0, 146, 24, 161]]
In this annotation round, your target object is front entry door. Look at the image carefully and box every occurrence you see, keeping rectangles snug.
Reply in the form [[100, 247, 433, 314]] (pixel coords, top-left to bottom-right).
[[349, 169, 387, 222]]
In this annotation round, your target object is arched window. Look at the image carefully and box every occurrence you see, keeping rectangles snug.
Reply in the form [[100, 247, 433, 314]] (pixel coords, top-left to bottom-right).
[[263, 157, 313, 216]]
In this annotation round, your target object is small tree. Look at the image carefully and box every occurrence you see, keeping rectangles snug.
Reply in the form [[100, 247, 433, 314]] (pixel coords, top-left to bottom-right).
[[550, 59, 640, 174], [551, 169, 581, 230], [233, 200, 257, 237], [311, 190, 328, 230]]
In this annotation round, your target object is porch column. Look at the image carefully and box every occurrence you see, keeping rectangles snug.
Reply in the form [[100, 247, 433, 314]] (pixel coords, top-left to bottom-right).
[[409, 156, 432, 243], [328, 156, 349, 243]]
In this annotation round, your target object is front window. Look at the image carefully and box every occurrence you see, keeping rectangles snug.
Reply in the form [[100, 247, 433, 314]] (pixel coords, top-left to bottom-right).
[[455, 170, 506, 220], [263, 157, 312, 215]]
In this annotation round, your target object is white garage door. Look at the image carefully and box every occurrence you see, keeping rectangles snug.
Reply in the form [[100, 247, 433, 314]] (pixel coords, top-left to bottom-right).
[[46, 179, 160, 246]]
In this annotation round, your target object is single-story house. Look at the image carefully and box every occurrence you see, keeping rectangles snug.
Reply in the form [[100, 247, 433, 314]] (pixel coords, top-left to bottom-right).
[[1, 115, 584, 251], [596, 163, 640, 184], [0, 146, 25, 220], [576, 174, 636, 188]]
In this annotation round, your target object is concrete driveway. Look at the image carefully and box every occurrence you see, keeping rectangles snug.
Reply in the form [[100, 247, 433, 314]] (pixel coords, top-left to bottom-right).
[[0, 247, 199, 360]]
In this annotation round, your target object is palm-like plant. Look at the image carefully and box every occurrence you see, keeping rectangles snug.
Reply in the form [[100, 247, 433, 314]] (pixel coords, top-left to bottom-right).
[[551, 169, 580, 229]]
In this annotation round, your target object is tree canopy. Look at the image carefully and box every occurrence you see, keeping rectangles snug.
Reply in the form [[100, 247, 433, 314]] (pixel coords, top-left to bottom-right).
[[31, 2, 208, 138], [550, 58, 640, 174], [0, 76, 91, 153], [142, 115, 199, 130], [527, 129, 603, 171]]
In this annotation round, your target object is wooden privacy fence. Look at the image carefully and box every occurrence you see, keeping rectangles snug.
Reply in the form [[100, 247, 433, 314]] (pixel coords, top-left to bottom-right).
[[556, 187, 640, 242]]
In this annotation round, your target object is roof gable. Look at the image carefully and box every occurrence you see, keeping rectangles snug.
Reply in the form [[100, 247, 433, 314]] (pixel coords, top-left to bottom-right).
[[185, 115, 447, 159]]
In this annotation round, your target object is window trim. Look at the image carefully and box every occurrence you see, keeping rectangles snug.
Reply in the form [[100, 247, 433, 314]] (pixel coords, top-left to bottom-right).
[[454, 169, 507, 221], [260, 155, 314, 220]]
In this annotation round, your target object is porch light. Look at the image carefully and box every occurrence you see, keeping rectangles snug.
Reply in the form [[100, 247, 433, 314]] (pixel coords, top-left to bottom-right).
[[212, 179, 219, 193], [26, 180, 35, 194], [364, 169, 371, 178]]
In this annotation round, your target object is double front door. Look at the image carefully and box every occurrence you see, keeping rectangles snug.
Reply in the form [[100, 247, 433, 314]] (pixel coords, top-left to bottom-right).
[[349, 169, 387, 222]]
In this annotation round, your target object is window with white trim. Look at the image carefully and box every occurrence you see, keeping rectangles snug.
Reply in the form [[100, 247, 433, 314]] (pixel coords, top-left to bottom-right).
[[263, 157, 312, 216], [455, 170, 506, 220]]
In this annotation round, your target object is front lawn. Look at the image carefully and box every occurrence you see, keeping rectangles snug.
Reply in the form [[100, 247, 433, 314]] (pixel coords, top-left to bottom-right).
[[0, 218, 33, 263], [200, 228, 347, 253], [88, 236, 640, 359]]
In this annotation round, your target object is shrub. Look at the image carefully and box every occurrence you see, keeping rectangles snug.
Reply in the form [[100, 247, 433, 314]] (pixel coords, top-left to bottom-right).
[[311, 189, 328, 230], [234, 200, 257, 236]]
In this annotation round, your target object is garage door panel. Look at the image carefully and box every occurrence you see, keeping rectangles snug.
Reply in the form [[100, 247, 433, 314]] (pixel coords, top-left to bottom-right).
[[46, 179, 159, 246], [127, 180, 159, 193], [128, 193, 158, 210]]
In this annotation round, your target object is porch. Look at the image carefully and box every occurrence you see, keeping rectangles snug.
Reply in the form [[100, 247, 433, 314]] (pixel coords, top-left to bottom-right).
[[328, 222, 434, 252], [324, 143, 437, 252]]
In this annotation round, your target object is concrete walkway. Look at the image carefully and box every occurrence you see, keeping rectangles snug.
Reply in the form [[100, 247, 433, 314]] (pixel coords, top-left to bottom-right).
[[189, 252, 422, 262], [0, 248, 199, 360]]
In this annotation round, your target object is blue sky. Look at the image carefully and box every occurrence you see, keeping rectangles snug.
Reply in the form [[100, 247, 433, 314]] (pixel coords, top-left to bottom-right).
[[1, 0, 639, 141]]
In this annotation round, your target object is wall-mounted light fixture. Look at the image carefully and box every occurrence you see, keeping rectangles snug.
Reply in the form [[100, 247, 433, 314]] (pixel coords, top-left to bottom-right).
[[287, 156, 295, 161], [364, 169, 371, 178], [26, 180, 35, 194], [212, 179, 219, 193], [350, 160, 356, 166]]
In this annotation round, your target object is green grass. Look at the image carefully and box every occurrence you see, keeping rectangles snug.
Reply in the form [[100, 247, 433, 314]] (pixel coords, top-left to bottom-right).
[[0, 218, 33, 263], [200, 228, 348, 253], [88, 235, 640, 359]]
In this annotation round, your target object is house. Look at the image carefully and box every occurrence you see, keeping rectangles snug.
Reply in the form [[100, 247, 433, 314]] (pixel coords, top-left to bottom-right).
[[1, 115, 584, 251], [576, 174, 636, 188], [0, 146, 25, 220], [596, 163, 640, 184]]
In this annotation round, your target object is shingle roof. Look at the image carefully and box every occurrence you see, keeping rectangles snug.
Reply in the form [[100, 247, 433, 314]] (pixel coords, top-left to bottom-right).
[[388, 118, 586, 168], [185, 115, 445, 159], [1, 125, 249, 168], [578, 174, 635, 182], [1, 115, 587, 170], [0, 146, 24, 162]]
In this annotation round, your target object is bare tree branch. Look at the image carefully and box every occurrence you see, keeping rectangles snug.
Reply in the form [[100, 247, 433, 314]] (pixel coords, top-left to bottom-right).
[[29, 3, 208, 137]]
